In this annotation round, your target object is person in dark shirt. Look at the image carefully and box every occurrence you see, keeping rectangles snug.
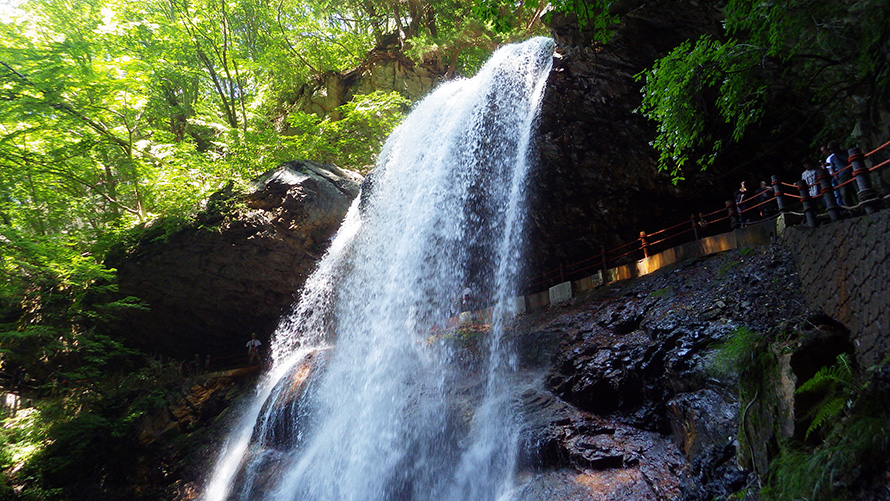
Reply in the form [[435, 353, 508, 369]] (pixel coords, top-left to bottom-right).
[[735, 181, 750, 224]]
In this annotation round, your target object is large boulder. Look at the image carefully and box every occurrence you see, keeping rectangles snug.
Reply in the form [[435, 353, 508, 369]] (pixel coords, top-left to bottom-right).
[[106, 161, 362, 359]]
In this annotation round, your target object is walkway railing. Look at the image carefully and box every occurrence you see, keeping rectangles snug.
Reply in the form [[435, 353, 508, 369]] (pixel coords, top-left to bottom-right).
[[523, 139, 890, 294]]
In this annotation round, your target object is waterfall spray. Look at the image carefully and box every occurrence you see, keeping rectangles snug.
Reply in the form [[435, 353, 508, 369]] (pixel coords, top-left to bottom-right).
[[205, 36, 554, 501]]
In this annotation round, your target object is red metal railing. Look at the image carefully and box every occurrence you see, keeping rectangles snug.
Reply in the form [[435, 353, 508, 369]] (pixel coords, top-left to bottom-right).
[[523, 139, 890, 293]]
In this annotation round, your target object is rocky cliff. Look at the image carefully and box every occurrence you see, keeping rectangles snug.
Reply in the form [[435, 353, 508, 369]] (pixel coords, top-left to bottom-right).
[[167, 236, 886, 500], [39, 231, 887, 500], [526, 0, 859, 281], [105, 161, 362, 358], [527, 0, 725, 279], [281, 49, 442, 125]]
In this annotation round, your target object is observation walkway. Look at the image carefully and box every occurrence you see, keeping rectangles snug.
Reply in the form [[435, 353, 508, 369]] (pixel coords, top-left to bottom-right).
[[460, 139, 890, 323]]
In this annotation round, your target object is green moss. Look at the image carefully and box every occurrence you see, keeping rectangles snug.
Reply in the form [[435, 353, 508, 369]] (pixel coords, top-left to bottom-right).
[[735, 339, 786, 477], [708, 326, 762, 377]]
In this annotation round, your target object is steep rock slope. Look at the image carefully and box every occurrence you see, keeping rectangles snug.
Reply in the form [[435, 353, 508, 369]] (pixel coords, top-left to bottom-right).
[[509, 244, 846, 499], [527, 0, 726, 279]]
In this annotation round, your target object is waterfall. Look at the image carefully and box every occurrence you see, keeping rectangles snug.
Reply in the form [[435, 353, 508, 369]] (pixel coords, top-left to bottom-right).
[[205, 37, 554, 501]]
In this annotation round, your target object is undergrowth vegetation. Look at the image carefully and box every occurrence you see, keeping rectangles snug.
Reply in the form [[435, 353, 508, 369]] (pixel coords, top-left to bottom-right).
[[0, 358, 185, 499], [711, 327, 890, 500]]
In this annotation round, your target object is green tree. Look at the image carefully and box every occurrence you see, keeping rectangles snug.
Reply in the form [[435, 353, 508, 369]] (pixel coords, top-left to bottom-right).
[[636, 0, 890, 180]]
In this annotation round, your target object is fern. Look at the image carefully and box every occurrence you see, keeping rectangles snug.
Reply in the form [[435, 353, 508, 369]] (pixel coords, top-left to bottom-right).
[[765, 416, 888, 500], [795, 353, 859, 439], [796, 353, 854, 393], [805, 397, 847, 439]]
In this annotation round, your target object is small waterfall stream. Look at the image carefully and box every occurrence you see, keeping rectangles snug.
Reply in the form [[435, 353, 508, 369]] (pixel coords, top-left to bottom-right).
[[205, 37, 554, 501]]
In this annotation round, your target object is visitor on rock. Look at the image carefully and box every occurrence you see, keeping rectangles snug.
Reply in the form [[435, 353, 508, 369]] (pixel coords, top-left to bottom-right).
[[246, 333, 262, 365], [461, 286, 472, 310]]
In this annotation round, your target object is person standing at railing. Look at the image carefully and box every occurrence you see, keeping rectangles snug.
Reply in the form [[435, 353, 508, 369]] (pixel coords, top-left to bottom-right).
[[821, 144, 843, 207], [801, 157, 820, 203], [755, 180, 776, 218], [735, 181, 751, 225], [246, 333, 262, 365], [827, 141, 856, 207]]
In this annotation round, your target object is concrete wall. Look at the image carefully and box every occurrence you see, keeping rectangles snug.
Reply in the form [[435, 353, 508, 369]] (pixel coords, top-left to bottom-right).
[[533, 222, 776, 311], [451, 220, 777, 323], [781, 211, 890, 366]]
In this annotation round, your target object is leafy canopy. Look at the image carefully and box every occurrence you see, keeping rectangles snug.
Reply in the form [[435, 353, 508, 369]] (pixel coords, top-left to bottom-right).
[[0, 0, 597, 386], [636, 0, 890, 180]]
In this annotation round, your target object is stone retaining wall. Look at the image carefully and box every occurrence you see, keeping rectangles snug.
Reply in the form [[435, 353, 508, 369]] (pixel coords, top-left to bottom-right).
[[781, 211, 890, 366]]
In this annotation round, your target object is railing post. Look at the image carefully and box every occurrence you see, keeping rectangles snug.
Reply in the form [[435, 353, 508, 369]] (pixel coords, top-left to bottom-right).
[[640, 231, 649, 258], [796, 180, 819, 227], [771, 175, 787, 213], [691, 214, 699, 240], [817, 168, 841, 221], [848, 147, 880, 214], [726, 201, 740, 229]]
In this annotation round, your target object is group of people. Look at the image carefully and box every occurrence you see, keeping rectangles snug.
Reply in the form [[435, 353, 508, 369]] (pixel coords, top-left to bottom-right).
[[732, 140, 861, 225], [734, 179, 777, 225], [178, 334, 263, 377], [801, 140, 858, 209]]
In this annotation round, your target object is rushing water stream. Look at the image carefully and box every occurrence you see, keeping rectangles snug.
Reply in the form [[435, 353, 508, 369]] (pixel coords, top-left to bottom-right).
[[205, 37, 554, 501]]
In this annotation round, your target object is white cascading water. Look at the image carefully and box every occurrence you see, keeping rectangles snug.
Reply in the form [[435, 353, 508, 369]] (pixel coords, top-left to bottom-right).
[[205, 37, 554, 501]]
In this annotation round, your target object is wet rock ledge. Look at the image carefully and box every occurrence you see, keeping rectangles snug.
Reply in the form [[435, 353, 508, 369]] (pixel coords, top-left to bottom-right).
[[509, 244, 843, 499]]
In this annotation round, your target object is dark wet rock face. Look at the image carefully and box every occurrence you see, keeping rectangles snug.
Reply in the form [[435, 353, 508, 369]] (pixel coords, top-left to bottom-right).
[[107, 161, 362, 358], [518, 386, 686, 500], [511, 244, 815, 499], [527, 1, 727, 279], [252, 349, 329, 451]]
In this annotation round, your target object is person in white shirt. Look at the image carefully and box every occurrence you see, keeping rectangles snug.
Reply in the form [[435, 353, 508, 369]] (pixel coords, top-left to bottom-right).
[[246, 333, 262, 364], [826, 141, 855, 207], [801, 157, 820, 202]]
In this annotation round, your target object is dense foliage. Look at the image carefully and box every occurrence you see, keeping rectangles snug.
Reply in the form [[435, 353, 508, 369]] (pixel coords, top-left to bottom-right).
[[0, 0, 561, 360], [0, 1, 609, 496], [636, 0, 890, 180]]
